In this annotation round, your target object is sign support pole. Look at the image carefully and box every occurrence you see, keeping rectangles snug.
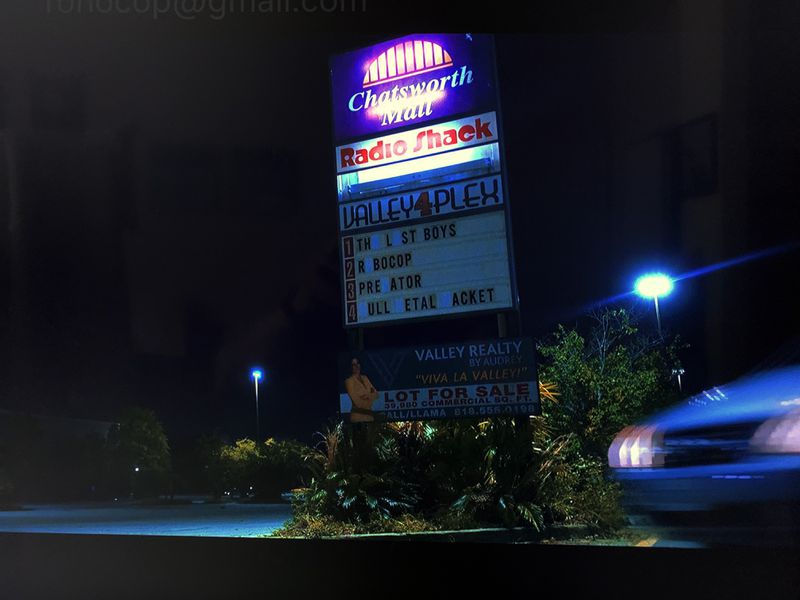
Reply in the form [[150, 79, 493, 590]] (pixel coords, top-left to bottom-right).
[[497, 313, 508, 339]]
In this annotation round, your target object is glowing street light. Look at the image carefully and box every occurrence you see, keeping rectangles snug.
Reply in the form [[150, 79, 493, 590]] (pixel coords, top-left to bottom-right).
[[634, 273, 674, 336], [251, 369, 263, 441], [672, 368, 686, 391]]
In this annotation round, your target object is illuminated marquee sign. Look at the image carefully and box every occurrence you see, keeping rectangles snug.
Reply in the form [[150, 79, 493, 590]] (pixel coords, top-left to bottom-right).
[[339, 174, 504, 232], [332, 33, 518, 328], [330, 34, 498, 142], [341, 211, 513, 325]]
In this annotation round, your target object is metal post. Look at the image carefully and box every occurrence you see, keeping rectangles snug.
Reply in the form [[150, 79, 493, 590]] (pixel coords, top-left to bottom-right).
[[497, 312, 508, 338], [654, 296, 662, 337], [254, 378, 260, 441]]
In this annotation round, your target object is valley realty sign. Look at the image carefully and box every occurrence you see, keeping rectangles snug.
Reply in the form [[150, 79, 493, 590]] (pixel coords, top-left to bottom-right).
[[339, 338, 539, 422]]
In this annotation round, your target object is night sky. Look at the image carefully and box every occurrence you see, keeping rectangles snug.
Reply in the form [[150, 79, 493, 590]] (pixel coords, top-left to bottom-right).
[[1, 1, 799, 444]]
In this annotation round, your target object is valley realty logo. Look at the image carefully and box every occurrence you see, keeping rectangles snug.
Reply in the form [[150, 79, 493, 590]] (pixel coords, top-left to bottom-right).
[[347, 39, 474, 128]]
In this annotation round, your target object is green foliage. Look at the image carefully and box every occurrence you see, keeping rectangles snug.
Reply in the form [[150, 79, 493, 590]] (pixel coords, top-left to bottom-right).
[[537, 308, 683, 455], [294, 470, 418, 523], [277, 415, 630, 536], [219, 438, 260, 495], [279, 308, 683, 538], [534, 429, 624, 531], [107, 407, 171, 473], [273, 513, 438, 538], [282, 416, 605, 535], [215, 437, 309, 501], [105, 407, 171, 498], [447, 418, 544, 530], [281, 413, 627, 537], [291, 422, 421, 524], [259, 438, 310, 499], [530, 307, 682, 530]]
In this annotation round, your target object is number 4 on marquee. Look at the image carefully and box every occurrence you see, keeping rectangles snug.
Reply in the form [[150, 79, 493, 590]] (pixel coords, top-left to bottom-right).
[[413, 191, 432, 217]]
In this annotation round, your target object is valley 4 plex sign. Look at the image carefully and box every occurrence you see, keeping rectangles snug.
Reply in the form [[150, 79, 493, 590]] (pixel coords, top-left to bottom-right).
[[331, 34, 518, 326]]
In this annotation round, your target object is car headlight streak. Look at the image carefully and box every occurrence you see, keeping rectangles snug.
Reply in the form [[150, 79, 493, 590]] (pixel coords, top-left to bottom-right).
[[751, 409, 800, 454], [608, 425, 664, 468]]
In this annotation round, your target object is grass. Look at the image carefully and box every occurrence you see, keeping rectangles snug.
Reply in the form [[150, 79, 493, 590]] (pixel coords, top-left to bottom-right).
[[269, 511, 634, 544], [539, 526, 654, 546], [270, 514, 442, 539]]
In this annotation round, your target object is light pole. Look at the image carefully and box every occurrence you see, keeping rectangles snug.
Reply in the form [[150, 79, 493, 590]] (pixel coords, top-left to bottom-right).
[[251, 369, 263, 441], [672, 368, 685, 391], [131, 466, 140, 498], [634, 272, 674, 336]]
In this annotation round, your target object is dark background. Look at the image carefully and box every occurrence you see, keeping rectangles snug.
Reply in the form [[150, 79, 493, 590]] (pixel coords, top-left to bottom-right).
[[1, 1, 798, 444]]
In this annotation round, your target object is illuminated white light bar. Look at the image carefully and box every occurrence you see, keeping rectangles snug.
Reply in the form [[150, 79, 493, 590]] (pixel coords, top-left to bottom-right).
[[338, 144, 498, 199], [338, 143, 500, 203], [359, 145, 493, 184]]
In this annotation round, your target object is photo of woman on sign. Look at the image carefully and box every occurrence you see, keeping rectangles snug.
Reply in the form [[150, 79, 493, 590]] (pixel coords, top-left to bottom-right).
[[344, 357, 379, 423]]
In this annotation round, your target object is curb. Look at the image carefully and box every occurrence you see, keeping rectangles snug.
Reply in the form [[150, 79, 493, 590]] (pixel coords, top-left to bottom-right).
[[331, 523, 594, 543]]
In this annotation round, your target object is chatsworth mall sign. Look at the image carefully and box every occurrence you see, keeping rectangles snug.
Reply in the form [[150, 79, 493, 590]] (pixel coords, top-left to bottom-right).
[[331, 34, 539, 422]]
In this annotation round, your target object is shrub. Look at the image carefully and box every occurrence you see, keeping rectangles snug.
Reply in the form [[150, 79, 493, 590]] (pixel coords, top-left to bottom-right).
[[538, 308, 683, 456], [104, 407, 171, 498], [216, 437, 310, 501], [277, 308, 681, 537]]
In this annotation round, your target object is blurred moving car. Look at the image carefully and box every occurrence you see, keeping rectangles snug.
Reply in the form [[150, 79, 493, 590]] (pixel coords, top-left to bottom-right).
[[608, 365, 800, 541]]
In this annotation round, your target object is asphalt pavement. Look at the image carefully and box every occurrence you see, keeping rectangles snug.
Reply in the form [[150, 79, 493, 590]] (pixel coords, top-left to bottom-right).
[[4, 501, 783, 548], [0, 500, 293, 537]]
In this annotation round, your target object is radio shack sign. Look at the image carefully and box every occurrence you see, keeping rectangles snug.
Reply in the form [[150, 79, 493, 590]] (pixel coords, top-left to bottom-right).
[[336, 112, 498, 172], [331, 34, 518, 327]]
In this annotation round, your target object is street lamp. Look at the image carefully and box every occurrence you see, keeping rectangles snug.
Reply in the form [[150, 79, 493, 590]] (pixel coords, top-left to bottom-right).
[[251, 369, 263, 441], [672, 368, 685, 391], [132, 465, 140, 499], [634, 272, 674, 336]]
